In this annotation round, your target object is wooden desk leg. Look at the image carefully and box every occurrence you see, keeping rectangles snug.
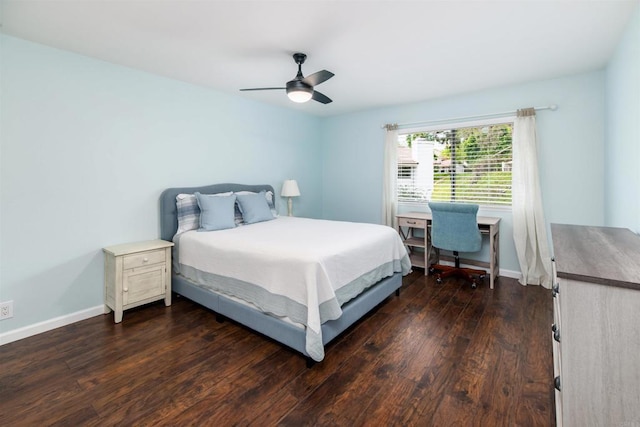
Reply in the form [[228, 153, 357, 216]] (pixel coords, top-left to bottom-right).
[[426, 225, 436, 275], [490, 225, 499, 289]]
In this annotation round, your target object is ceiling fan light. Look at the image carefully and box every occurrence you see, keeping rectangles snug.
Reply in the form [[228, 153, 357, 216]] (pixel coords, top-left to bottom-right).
[[286, 80, 313, 103], [287, 89, 313, 103]]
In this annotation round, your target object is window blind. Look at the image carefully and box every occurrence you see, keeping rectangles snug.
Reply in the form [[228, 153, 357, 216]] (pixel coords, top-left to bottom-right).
[[397, 122, 513, 206]]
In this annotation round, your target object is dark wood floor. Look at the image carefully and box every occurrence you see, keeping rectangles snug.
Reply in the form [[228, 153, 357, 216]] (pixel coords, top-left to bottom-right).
[[0, 271, 555, 426]]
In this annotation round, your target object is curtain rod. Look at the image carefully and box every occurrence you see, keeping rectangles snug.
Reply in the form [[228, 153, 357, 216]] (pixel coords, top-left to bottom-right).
[[382, 104, 558, 130]]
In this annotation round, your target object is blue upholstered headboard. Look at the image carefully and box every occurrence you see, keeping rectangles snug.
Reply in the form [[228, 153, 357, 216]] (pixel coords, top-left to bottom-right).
[[159, 183, 276, 241]]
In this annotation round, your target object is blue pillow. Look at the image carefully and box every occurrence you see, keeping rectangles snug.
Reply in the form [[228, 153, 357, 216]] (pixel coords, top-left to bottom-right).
[[195, 192, 237, 231], [176, 191, 233, 234], [236, 191, 275, 224], [233, 190, 277, 225]]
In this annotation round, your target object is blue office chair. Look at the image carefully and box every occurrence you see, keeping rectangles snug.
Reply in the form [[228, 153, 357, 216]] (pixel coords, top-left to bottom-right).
[[428, 202, 486, 288]]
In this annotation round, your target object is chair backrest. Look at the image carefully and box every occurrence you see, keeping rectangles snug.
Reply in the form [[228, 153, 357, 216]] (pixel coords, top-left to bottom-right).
[[428, 202, 482, 253]]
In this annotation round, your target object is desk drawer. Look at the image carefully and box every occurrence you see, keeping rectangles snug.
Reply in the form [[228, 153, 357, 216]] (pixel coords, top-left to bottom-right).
[[399, 217, 426, 228]]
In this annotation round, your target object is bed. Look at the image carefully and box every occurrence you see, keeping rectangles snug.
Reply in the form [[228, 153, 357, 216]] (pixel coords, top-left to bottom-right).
[[160, 183, 411, 363]]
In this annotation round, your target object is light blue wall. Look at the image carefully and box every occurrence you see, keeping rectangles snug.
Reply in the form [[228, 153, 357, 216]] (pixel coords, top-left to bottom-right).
[[321, 71, 606, 273], [0, 35, 323, 333], [605, 4, 640, 233], [3, 6, 636, 337]]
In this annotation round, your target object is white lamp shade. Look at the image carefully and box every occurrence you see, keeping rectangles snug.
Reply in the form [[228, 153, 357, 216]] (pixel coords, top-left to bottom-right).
[[281, 180, 301, 197]]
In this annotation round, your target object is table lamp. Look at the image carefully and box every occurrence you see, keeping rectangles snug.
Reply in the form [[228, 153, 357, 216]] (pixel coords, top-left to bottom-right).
[[281, 180, 300, 216]]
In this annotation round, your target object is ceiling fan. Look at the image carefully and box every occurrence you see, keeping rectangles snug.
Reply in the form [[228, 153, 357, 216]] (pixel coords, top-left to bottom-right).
[[240, 53, 334, 104]]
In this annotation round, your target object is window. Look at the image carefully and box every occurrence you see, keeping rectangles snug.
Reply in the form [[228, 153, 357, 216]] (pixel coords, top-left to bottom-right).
[[397, 119, 513, 206]]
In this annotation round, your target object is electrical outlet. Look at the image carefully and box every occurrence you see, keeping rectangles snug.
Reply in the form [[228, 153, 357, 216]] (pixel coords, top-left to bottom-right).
[[0, 301, 13, 320]]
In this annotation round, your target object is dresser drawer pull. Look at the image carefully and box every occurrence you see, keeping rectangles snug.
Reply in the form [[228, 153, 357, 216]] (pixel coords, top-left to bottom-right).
[[407, 221, 417, 225], [124, 287, 128, 292], [143, 258, 149, 263], [552, 282, 559, 297], [554, 376, 561, 391], [552, 324, 560, 343]]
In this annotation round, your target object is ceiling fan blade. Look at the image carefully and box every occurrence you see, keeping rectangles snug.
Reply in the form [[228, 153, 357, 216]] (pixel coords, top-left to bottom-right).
[[312, 90, 332, 104], [239, 87, 285, 91], [302, 70, 334, 87]]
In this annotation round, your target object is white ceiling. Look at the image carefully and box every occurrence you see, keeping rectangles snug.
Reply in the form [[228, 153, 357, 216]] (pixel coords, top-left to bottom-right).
[[1, 0, 637, 116]]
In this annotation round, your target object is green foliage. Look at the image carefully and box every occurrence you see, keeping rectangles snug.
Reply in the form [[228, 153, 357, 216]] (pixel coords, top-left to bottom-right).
[[431, 171, 512, 205], [448, 124, 512, 168]]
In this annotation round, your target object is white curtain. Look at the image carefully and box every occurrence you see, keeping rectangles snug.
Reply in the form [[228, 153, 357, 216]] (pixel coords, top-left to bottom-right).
[[382, 124, 399, 228], [512, 108, 552, 288]]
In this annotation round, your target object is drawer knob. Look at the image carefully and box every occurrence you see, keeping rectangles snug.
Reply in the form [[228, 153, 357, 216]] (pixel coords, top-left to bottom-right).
[[143, 257, 149, 263], [554, 376, 561, 391], [124, 287, 128, 292]]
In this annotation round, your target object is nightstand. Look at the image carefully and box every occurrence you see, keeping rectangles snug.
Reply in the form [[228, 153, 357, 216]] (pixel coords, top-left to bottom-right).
[[103, 239, 174, 323]]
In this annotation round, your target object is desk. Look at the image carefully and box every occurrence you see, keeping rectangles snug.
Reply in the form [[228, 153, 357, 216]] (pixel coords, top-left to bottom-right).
[[396, 212, 501, 289]]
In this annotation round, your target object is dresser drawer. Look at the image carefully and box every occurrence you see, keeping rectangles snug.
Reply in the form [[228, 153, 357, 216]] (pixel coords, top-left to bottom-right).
[[399, 217, 426, 228], [123, 249, 166, 270]]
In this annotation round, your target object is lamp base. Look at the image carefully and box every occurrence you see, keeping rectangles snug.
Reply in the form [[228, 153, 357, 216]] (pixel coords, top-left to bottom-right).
[[287, 197, 293, 216]]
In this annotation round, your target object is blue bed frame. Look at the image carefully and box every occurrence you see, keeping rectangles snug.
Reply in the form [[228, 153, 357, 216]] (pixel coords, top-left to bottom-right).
[[159, 183, 402, 363]]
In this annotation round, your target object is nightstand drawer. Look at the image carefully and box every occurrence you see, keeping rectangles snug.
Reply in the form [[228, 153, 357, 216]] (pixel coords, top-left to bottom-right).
[[399, 217, 426, 229], [123, 249, 166, 270]]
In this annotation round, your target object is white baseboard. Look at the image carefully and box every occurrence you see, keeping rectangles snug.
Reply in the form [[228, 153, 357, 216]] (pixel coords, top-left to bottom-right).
[[497, 268, 522, 280], [0, 305, 105, 346]]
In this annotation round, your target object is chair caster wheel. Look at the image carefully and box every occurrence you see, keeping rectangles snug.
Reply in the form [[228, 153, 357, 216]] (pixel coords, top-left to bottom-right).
[[479, 274, 486, 281], [471, 282, 477, 289], [428, 267, 435, 276], [436, 277, 443, 284]]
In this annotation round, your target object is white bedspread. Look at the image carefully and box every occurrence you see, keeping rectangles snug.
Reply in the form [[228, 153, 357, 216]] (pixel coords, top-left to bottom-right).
[[175, 216, 410, 361]]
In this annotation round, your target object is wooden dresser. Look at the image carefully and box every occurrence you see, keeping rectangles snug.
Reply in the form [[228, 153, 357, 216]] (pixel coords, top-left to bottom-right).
[[551, 224, 640, 427]]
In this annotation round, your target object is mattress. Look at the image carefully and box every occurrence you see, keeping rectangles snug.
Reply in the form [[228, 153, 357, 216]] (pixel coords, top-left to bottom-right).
[[174, 216, 411, 361]]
